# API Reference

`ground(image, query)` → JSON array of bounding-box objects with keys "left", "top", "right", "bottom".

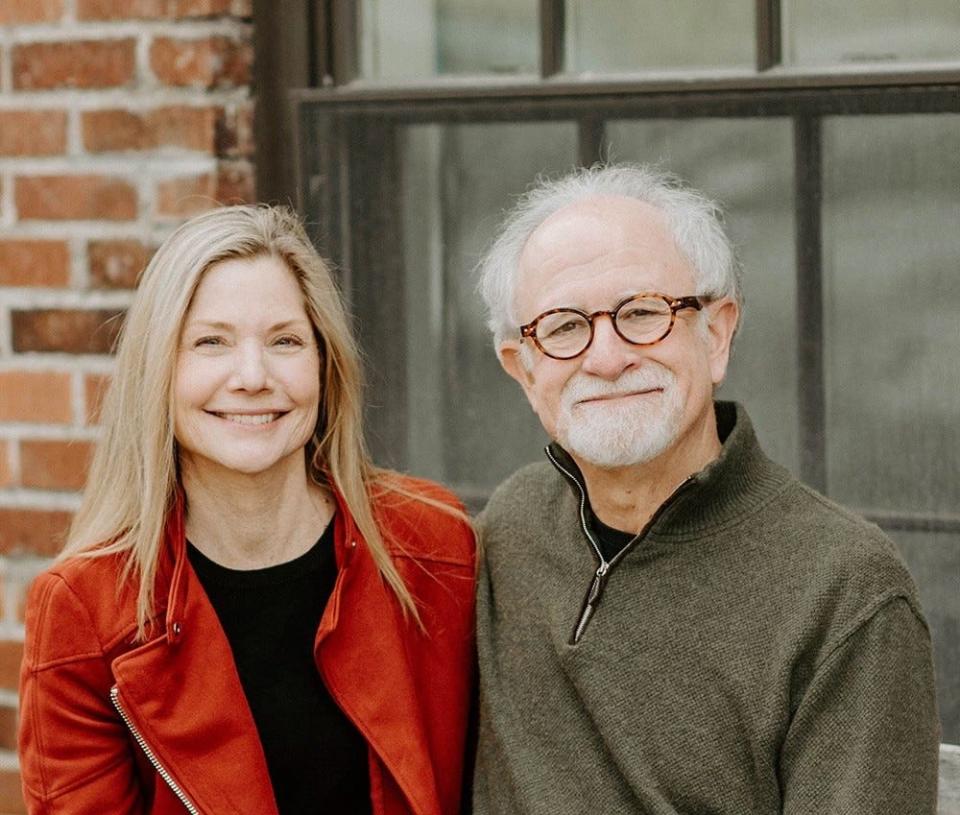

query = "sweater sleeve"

[
  {"left": 779, "top": 595, "right": 940, "bottom": 815},
  {"left": 18, "top": 571, "right": 146, "bottom": 815}
]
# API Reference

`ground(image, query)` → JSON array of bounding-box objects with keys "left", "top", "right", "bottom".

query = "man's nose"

[
  {"left": 578, "top": 316, "right": 635, "bottom": 380},
  {"left": 231, "top": 340, "right": 269, "bottom": 391}
]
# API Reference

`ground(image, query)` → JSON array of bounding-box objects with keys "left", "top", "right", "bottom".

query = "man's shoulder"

[
  {"left": 481, "top": 461, "right": 564, "bottom": 522},
  {"left": 769, "top": 479, "right": 922, "bottom": 611}
]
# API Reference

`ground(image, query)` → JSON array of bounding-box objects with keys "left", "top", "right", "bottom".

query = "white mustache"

[{"left": 562, "top": 367, "right": 675, "bottom": 407}]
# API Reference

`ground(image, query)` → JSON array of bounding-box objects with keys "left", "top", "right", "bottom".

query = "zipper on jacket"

[
  {"left": 545, "top": 446, "right": 694, "bottom": 644},
  {"left": 110, "top": 686, "right": 201, "bottom": 815}
]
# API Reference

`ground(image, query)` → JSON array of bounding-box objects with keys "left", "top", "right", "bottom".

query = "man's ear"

[
  {"left": 705, "top": 298, "right": 739, "bottom": 386},
  {"left": 498, "top": 339, "right": 535, "bottom": 392}
]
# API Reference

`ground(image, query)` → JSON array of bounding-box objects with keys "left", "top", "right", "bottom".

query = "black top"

[
  {"left": 587, "top": 508, "right": 637, "bottom": 563},
  {"left": 187, "top": 518, "right": 372, "bottom": 815}
]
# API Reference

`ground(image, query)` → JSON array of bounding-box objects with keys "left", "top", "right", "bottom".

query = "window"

[{"left": 292, "top": 0, "right": 960, "bottom": 742}]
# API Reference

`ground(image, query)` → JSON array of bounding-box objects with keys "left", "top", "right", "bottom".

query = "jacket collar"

[
  {"left": 546, "top": 401, "right": 792, "bottom": 539},
  {"left": 315, "top": 485, "right": 443, "bottom": 815},
  {"left": 111, "top": 491, "right": 278, "bottom": 815}
]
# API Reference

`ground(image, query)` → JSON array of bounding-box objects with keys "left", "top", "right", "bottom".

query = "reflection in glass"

[
  {"left": 891, "top": 530, "right": 960, "bottom": 743},
  {"left": 399, "top": 122, "right": 578, "bottom": 499},
  {"left": 822, "top": 115, "right": 960, "bottom": 515},
  {"left": 564, "top": 0, "right": 754, "bottom": 74},
  {"left": 783, "top": 0, "right": 960, "bottom": 67},
  {"left": 360, "top": 0, "right": 538, "bottom": 79},
  {"left": 606, "top": 118, "right": 798, "bottom": 473}
]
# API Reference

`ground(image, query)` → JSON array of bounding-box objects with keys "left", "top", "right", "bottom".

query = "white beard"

[{"left": 555, "top": 365, "right": 683, "bottom": 469}]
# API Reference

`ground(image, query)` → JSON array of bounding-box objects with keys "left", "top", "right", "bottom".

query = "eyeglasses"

[{"left": 519, "top": 292, "right": 706, "bottom": 360}]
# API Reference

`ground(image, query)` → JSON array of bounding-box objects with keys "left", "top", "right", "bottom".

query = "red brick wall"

[{"left": 0, "top": 1, "right": 255, "bottom": 808}]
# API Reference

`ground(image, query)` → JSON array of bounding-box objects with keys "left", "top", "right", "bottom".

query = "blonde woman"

[{"left": 18, "top": 206, "right": 476, "bottom": 815}]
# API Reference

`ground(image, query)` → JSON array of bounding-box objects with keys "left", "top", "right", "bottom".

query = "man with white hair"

[{"left": 472, "top": 164, "right": 939, "bottom": 813}]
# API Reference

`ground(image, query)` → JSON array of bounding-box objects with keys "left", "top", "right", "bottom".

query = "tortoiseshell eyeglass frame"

[{"left": 519, "top": 292, "right": 707, "bottom": 360}]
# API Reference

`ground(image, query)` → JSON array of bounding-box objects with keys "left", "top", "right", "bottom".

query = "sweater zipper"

[
  {"left": 545, "top": 446, "right": 694, "bottom": 644},
  {"left": 110, "top": 686, "right": 201, "bottom": 815}
]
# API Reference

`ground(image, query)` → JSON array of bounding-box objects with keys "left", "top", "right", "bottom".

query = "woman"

[{"left": 18, "top": 206, "right": 476, "bottom": 815}]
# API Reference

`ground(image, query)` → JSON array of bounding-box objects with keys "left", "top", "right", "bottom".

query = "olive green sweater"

[{"left": 474, "top": 402, "right": 939, "bottom": 814}]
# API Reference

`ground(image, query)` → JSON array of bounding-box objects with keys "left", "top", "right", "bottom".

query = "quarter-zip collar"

[
  {"left": 546, "top": 402, "right": 792, "bottom": 643},
  {"left": 546, "top": 401, "right": 791, "bottom": 544}
]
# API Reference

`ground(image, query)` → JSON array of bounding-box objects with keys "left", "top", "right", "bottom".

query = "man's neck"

[{"left": 573, "top": 412, "right": 723, "bottom": 534}]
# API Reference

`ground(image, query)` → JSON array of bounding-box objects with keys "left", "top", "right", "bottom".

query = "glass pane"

[
  {"left": 890, "top": 530, "right": 960, "bottom": 743},
  {"left": 398, "top": 122, "right": 579, "bottom": 500},
  {"left": 822, "top": 114, "right": 960, "bottom": 515},
  {"left": 359, "top": 0, "right": 538, "bottom": 79},
  {"left": 565, "top": 0, "right": 755, "bottom": 73},
  {"left": 784, "top": 0, "right": 960, "bottom": 67},
  {"left": 606, "top": 118, "right": 798, "bottom": 474}
]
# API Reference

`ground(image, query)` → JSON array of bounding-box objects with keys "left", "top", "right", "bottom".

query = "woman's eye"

[
  {"left": 273, "top": 335, "right": 305, "bottom": 347},
  {"left": 194, "top": 336, "right": 224, "bottom": 347}
]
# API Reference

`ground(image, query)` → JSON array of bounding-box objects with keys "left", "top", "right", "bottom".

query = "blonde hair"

[{"left": 63, "top": 205, "right": 430, "bottom": 636}]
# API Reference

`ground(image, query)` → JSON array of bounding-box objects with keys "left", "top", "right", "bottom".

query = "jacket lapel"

[
  {"left": 316, "top": 489, "right": 442, "bottom": 815},
  {"left": 111, "top": 499, "right": 278, "bottom": 815}
]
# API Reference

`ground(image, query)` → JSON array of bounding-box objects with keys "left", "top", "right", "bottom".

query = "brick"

[
  {"left": 0, "top": 371, "right": 72, "bottom": 424},
  {"left": 0, "top": 765, "right": 26, "bottom": 814},
  {"left": 12, "top": 309, "right": 125, "bottom": 354},
  {"left": 0, "top": 641, "right": 24, "bottom": 691},
  {"left": 156, "top": 161, "right": 254, "bottom": 217},
  {"left": 78, "top": 0, "right": 251, "bottom": 19},
  {"left": 0, "top": 241, "right": 70, "bottom": 287},
  {"left": 0, "top": 441, "right": 11, "bottom": 488},
  {"left": 16, "top": 175, "right": 137, "bottom": 221},
  {"left": 88, "top": 240, "right": 150, "bottom": 288},
  {"left": 83, "top": 373, "right": 111, "bottom": 425},
  {"left": 0, "top": 706, "right": 15, "bottom": 752},
  {"left": 20, "top": 439, "right": 94, "bottom": 492},
  {"left": 0, "top": 110, "right": 68, "bottom": 157},
  {"left": 150, "top": 36, "right": 252, "bottom": 89},
  {"left": 0, "top": 508, "right": 72, "bottom": 557},
  {"left": 13, "top": 39, "right": 136, "bottom": 91},
  {"left": 216, "top": 101, "right": 254, "bottom": 158},
  {"left": 0, "top": 0, "right": 63, "bottom": 24},
  {"left": 82, "top": 105, "right": 219, "bottom": 153}
]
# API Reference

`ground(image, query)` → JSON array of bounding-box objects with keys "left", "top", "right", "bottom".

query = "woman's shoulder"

[
  {"left": 369, "top": 473, "right": 475, "bottom": 567},
  {"left": 23, "top": 553, "right": 140, "bottom": 663}
]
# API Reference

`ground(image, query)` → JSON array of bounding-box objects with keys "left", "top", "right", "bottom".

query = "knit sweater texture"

[{"left": 473, "top": 402, "right": 940, "bottom": 814}]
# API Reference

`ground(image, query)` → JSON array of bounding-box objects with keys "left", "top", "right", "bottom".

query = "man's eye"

[{"left": 546, "top": 319, "right": 583, "bottom": 337}]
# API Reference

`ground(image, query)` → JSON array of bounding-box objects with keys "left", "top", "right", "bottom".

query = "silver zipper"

[
  {"left": 546, "top": 446, "right": 695, "bottom": 644},
  {"left": 110, "top": 685, "right": 201, "bottom": 815}
]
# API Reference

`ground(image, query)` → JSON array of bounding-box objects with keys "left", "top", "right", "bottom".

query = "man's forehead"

[{"left": 515, "top": 195, "right": 691, "bottom": 308}]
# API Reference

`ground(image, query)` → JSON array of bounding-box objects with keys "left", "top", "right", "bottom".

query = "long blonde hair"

[{"left": 63, "top": 205, "right": 425, "bottom": 636}]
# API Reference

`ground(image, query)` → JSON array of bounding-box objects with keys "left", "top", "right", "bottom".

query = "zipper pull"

[{"left": 571, "top": 562, "right": 610, "bottom": 645}]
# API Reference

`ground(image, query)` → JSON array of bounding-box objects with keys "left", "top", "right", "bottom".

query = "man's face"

[{"left": 498, "top": 195, "right": 738, "bottom": 471}]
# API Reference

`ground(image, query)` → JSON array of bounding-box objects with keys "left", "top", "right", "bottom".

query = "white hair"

[{"left": 477, "top": 163, "right": 743, "bottom": 346}]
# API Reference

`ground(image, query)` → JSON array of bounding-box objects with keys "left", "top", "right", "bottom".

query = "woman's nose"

[{"left": 230, "top": 340, "right": 269, "bottom": 391}]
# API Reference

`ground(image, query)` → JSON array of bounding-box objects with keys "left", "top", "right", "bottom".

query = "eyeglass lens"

[{"left": 535, "top": 296, "right": 673, "bottom": 357}]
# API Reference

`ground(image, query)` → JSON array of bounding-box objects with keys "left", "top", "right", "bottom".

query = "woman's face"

[{"left": 173, "top": 255, "right": 321, "bottom": 481}]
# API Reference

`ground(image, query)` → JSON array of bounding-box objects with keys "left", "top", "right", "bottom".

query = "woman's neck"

[{"left": 180, "top": 458, "right": 334, "bottom": 569}]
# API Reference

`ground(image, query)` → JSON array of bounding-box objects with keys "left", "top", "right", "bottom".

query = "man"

[{"left": 473, "top": 164, "right": 939, "bottom": 813}]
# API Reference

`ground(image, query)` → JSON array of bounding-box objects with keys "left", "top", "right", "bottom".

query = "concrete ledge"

[{"left": 942, "top": 744, "right": 960, "bottom": 814}]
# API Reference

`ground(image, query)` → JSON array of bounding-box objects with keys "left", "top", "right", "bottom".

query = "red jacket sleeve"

[{"left": 19, "top": 570, "right": 146, "bottom": 815}]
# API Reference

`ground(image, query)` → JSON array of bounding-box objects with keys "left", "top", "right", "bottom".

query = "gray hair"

[{"left": 477, "top": 163, "right": 743, "bottom": 345}]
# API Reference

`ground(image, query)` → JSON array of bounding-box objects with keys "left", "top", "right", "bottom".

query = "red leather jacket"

[{"left": 18, "top": 479, "right": 476, "bottom": 815}]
